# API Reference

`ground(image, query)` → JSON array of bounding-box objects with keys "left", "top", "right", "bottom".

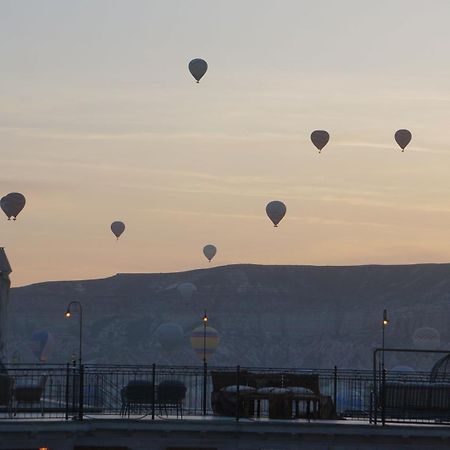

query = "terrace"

[
  {"left": 0, "top": 350, "right": 449, "bottom": 425},
  {"left": 0, "top": 354, "right": 449, "bottom": 449}
]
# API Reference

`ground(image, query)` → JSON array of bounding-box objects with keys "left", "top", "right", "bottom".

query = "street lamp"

[
  {"left": 203, "top": 310, "right": 208, "bottom": 364},
  {"left": 202, "top": 310, "right": 208, "bottom": 415},
  {"left": 65, "top": 301, "right": 83, "bottom": 366},
  {"left": 382, "top": 309, "right": 389, "bottom": 371}
]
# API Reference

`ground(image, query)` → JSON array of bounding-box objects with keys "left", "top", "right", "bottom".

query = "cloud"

[
  {"left": 136, "top": 207, "right": 394, "bottom": 230},
  {"left": 0, "top": 125, "right": 311, "bottom": 143}
]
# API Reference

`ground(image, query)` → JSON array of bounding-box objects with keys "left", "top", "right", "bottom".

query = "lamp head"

[
  {"left": 383, "top": 309, "right": 389, "bottom": 326},
  {"left": 65, "top": 310, "right": 71, "bottom": 318}
]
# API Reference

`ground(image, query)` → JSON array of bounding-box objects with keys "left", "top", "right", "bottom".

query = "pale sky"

[{"left": 2, "top": 0, "right": 450, "bottom": 286}]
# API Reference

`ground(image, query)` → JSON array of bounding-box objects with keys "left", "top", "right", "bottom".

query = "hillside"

[{"left": 7, "top": 264, "right": 450, "bottom": 370}]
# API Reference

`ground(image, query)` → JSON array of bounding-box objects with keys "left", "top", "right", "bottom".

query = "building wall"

[
  {"left": 0, "top": 420, "right": 450, "bottom": 450},
  {"left": 0, "top": 273, "right": 10, "bottom": 365}
]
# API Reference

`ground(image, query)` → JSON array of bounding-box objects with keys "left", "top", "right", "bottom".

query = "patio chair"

[
  {"left": 157, "top": 379, "right": 187, "bottom": 418},
  {"left": 120, "top": 379, "right": 154, "bottom": 417},
  {"left": 250, "top": 373, "right": 293, "bottom": 419},
  {"left": 0, "top": 373, "right": 14, "bottom": 417},
  {"left": 210, "top": 370, "right": 256, "bottom": 417},
  {"left": 283, "top": 373, "right": 321, "bottom": 421},
  {"left": 13, "top": 374, "right": 47, "bottom": 416}
]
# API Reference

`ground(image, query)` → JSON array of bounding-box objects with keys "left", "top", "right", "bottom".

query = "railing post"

[
  {"left": 381, "top": 367, "right": 386, "bottom": 426},
  {"left": 65, "top": 363, "right": 70, "bottom": 420},
  {"left": 373, "top": 349, "right": 378, "bottom": 425},
  {"left": 333, "top": 365, "right": 337, "bottom": 416},
  {"left": 235, "top": 365, "right": 240, "bottom": 422},
  {"left": 203, "top": 360, "right": 208, "bottom": 416},
  {"left": 151, "top": 363, "right": 156, "bottom": 420},
  {"left": 78, "top": 364, "right": 84, "bottom": 421},
  {"left": 72, "top": 360, "right": 76, "bottom": 416}
]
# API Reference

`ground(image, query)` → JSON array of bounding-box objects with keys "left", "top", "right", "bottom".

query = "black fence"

[
  {"left": 0, "top": 362, "right": 448, "bottom": 425},
  {"left": 373, "top": 348, "right": 450, "bottom": 425}
]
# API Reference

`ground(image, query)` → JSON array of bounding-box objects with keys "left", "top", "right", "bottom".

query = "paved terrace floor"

[{"left": 1, "top": 416, "right": 450, "bottom": 449}]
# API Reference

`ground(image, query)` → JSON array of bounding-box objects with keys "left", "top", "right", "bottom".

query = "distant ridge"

[{"left": 8, "top": 263, "right": 450, "bottom": 369}]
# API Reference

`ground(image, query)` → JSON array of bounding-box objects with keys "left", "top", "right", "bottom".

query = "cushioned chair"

[
  {"left": 210, "top": 370, "right": 256, "bottom": 417},
  {"left": 252, "top": 386, "right": 294, "bottom": 419},
  {"left": 13, "top": 375, "right": 47, "bottom": 416},
  {"left": 0, "top": 373, "right": 14, "bottom": 417},
  {"left": 430, "top": 383, "right": 450, "bottom": 410},
  {"left": 120, "top": 380, "right": 154, "bottom": 417},
  {"left": 157, "top": 379, "right": 187, "bottom": 418},
  {"left": 251, "top": 374, "right": 284, "bottom": 418},
  {"left": 382, "top": 381, "right": 450, "bottom": 420},
  {"left": 283, "top": 373, "right": 321, "bottom": 421}
]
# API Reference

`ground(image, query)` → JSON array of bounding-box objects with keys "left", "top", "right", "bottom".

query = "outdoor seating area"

[
  {"left": 120, "top": 378, "right": 187, "bottom": 418},
  {"left": 0, "top": 372, "right": 48, "bottom": 417},
  {"left": 370, "top": 349, "right": 450, "bottom": 425},
  {"left": 12, "top": 374, "right": 47, "bottom": 416},
  {"left": 0, "top": 374, "right": 13, "bottom": 416},
  {"left": 380, "top": 381, "right": 450, "bottom": 421},
  {"left": 0, "top": 362, "right": 447, "bottom": 426},
  {"left": 157, "top": 379, "right": 187, "bottom": 418},
  {"left": 210, "top": 370, "right": 327, "bottom": 420},
  {"left": 120, "top": 379, "right": 154, "bottom": 417}
]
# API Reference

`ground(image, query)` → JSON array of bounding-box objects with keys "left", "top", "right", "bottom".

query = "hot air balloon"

[
  {"left": 111, "top": 221, "right": 125, "bottom": 240},
  {"left": 189, "top": 58, "right": 208, "bottom": 83},
  {"left": 177, "top": 282, "right": 197, "bottom": 301},
  {"left": 155, "top": 323, "right": 184, "bottom": 352},
  {"left": 203, "top": 244, "right": 217, "bottom": 262},
  {"left": 310, "top": 130, "right": 330, "bottom": 153},
  {"left": 412, "top": 327, "right": 440, "bottom": 350},
  {"left": 190, "top": 326, "right": 219, "bottom": 362},
  {"left": 0, "top": 197, "right": 12, "bottom": 220},
  {"left": 1, "top": 192, "right": 26, "bottom": 220},
  {"left": 394, "top": 129, "right": 412, "bottom": 152},
  {"left": 31, "top": 330, "right": 55, "bottom": 362},
  {"left": 266, "top": 201, "right": 286, "bottom": 227}
]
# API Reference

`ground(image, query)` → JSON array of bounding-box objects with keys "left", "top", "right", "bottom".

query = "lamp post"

[
  {"left": 202, "top": 310, "right": 208, "bottom": 416},
  {"left": 381, "top": 309, "right": 389, "bottom": 372},
  {"left": 203, "top": 310, "right": 208, "bottom": 363},
  {"left": 380, "top": 309, "right": 389, "bottom": 426},
  {"left": 65, "top": 301, "right": 83, "bottom": 366},
  {"left": 65, "top": 301, "right": 84, "bottom": 421}
]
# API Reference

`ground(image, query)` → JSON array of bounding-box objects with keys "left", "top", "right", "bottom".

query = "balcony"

[{"left": 0, "top": 363, "right": 448, "bottom": 425}]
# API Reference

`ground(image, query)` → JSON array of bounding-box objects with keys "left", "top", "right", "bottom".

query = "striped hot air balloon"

[{"left": 190, "top": 326, "right": 219, "bottom": 362}]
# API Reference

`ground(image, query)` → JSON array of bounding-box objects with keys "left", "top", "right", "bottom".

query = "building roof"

[{"left": 0, "top": 248, "right": 12, "bottom": 274}]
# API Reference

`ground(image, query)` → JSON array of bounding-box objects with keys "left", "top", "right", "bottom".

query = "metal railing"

[
  {"left": 0, "top": 362, "right": 447, "bottom": 424},
  {"left": 373, "top": 348, "right": 450, "bottom": 425}
]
